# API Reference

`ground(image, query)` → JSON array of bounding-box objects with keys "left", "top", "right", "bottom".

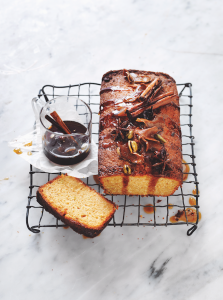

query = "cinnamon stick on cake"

[{"left": 98, "top": 69, "right": 183, "bottom": 196}]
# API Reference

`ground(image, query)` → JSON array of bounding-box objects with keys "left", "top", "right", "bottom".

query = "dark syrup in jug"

[{"left": 43, "top": 121, "right": 90, "bottom": 165}]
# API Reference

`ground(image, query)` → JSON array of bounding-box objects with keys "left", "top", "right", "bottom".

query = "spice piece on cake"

[
  {"left": 123, "top": 164, "right": 131, "bottom": 175},
  {"left": 128, "top": 141, "right": 138, "bottom": 153},
  {"left": 127, "top": 130, "right": 134, "bottom": 139}
]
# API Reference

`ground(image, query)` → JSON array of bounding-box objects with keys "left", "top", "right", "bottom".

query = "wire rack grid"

[{"left": 26, "top": 82, "right": 199, "bottom": 236}]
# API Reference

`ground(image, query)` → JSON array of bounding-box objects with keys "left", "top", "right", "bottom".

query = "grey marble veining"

[{"left": 1, "top": 0, "right": 223, "bottom": 299}]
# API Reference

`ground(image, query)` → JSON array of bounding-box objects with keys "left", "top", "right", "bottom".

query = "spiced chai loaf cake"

[
  {"left": 37, "top": 174, "right": 117, "bottom": 237},
  {"left": 98, "top": 69, "right": 183, "bottom": 196}
]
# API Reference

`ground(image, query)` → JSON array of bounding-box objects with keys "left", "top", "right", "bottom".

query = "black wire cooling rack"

[{"left": 26, "top": 82, "right": 199, "bottom": 236}]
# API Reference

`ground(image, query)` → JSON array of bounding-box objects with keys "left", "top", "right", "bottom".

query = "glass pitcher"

[{"left": 32, "top": 96, "right": 92, "bottom": 165}]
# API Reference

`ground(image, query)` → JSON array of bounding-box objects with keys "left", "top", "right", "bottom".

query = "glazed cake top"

[{"left": 98, "top": 69, "right": 183, "bottom": 182}]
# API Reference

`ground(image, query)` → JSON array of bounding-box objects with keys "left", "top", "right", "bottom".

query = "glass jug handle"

[{"left": 31, "top": 97, "right": 46, "bottom": 126}]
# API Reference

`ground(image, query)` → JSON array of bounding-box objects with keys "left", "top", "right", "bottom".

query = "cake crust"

[{"left": 99, "top": 69, "right": 183, "bottom": 196}]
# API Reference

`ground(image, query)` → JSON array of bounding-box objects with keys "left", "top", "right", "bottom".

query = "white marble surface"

[{"left": 1, "top": 0, "right": 223, "bottom": 299}]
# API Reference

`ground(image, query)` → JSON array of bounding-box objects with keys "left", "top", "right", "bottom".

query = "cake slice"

[{"left": 37, "top": 174, "right": 117, "bottom": 237}]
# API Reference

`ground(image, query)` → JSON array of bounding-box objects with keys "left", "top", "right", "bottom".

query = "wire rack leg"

[
  {"left": 187, "top": 225, "right": 197, "bottom": 236},
  {"left": 26, "top": 165, "right": 40, "bottom": 233}
]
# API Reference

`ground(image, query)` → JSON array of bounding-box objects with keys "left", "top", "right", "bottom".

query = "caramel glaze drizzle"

[
  {"left": 148, "top": 177, "right": 159, "bottom": 195},
  {"left": 122, "top": 176, "right": 129, "bottom": 194},
  {"left": 170, "top": 208, "right": 201, "bottom": 224},
  {"left": 189, "top": 197, "right": 196, "bottom": 206},
  {"left": 13, "top": 148, "right": 23, "bottom": 155},
  {"left": 143, "top": 204, "right": 155, "bottom": 214},
  {"left": 100, "top": 86, "right": 134, "bottom": 95}
]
